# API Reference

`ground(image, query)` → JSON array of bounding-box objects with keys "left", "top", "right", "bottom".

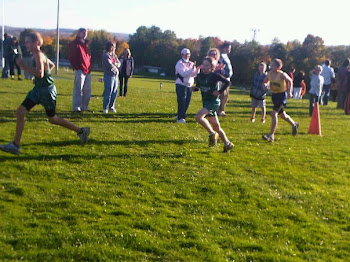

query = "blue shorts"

[
  {"left": 22, "top": 85, "right": 57, "bottom": 117},
  {"left": 271, "top": 92, "right": 287, "bottom": 114}
]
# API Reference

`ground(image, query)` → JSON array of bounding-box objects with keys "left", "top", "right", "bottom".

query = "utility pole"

[
  {"left": 2, "top": 0, "right": 5, "bottom": 68},
  {"left": 55, "top": 0, "right": 60, "bottom": 74},
  {"left": 251, "top": 28, "right": 260, "bottom": 42}
]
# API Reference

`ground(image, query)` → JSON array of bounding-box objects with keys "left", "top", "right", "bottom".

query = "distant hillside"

[{"left": 1, "top": 25, "right": 129, "bottom": 41}]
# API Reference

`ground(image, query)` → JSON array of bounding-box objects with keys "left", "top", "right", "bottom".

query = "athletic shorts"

[
  {"left": 22, "top": 85, "right": 57, "bottom": 117},
  {"left": 203, "top": 101, "right": 220, "bottom": 117},
  {"left": 271, "top": 92, "right": 287, "bottom": 114},
  {"left": 251, "top": 97, "right": 266, "bottom": 108}
]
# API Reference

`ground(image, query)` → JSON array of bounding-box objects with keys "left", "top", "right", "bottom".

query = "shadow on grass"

[
  {"left": 0, "top": 140, "right": 192, "bottom": 161},
  {"left": 0, "top": 90, "right": 29, "bottom": 95},
  {"left": 0, "top": 110, "right": 183, "bottom": 123},
  {"left": 24, "top": 138, "right": 199, "bottom": 147}
]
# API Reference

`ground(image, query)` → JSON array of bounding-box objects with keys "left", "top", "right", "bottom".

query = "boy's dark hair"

[
  {"left": 221, "top": 42, "right": 231, "bottom": 49},
  {"left": 25, "top": 32, "right": 43, "bottom": 47},
  {"left": 325, "top": 59, "right": 331, "bottom": 66},
  {"left": 104, "top": 41, "right": 115, "bottom": 52}
]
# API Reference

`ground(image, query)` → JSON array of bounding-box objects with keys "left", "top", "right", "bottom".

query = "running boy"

[
  {"left": 0, "top": 32, "right": 90, "bottom": 155},
  {"left": 191, "top": 56, "right": 234, "bottom": 152},
  {"left": 262, "top": 58, "right": 299, "bottom": 142}
]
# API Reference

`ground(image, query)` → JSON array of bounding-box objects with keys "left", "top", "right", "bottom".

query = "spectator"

[
  {"left": 330, "top": 67, "right": 338, "bottom": 102},
  {"left": 336, "top": 59, "right": 350, "bottom": 109},
  {"left": 102, "top": 41, "right": 120, "bottom": 114},
  {"left": 320, "top": 60, "right": 335, "bottom": 105},
  {"left": 287, "top": 67, "right": 295, "bottom": 82},
  {"left": 7, "top": 37, "right": 22, "bottom": 80},
  {"left": 250, "top": 62, "right": 268, "bottom": 123},
  {"left": 69, "top": 28, "right": 92, "bottom": 113},
  {"left": 174, "top": 48, "right": 198, "bottom": 123},
  {"left": 293, "top": 71, "right": 305, "bottom": 99},
  {"left": 309, "top": 65, "right": 324, "bottom": 116},
  {"left": 118, "top": 48, "right": 134, "bottom": 97},
  {"left": 20, "top": 34, "right": 34, "bottom": 80},
  {"left": 218, "top": 42, "right": 233, "bottom": 116}
]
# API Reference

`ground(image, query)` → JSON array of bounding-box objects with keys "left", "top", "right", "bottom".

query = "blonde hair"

[
  {"left": 207, "top": 48, "right": 220, "bottom": 60},
  {"left": 314, "top": 65, "right": 323, "bottom": 72},
  {"left": 124, "top": 48, "right": 131, "bottom": 58}
]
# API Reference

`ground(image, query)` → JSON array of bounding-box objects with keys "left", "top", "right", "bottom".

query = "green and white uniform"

[
  {"left": 196, "top": 72, "right": 230, "bottom": 116},
  {"left": 22, "top": 55, "right": 57, "bottom": 116}
]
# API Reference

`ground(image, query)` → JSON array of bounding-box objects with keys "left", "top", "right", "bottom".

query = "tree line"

[{"left": 16, "top": 26, "right": 350, "bottom": 85}]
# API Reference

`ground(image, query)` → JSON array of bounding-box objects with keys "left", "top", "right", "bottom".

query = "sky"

[{"left": 1, "top": 0, "right": 349, "bottom": 46}]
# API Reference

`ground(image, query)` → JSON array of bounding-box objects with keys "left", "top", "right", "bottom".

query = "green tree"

[
  {"left": 88, "top": 30, "right": 113, "bottom": 68},
  {"left": 129, "top": 26, "right": 179, "bottom": 75}
]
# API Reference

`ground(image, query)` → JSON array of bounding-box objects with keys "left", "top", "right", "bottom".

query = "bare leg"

[
  {"left": 269, "top": 110, "right": 278, "bottom": 138},
  {"left": 219, "top": 89, "right": 229, "bottom": 113},
  {"left": 279, "top": 111, "right": 295, "bottom": 126},
  {"left": 261, "top": 106, "right": 266, "bottom": 121},
  {"left": 48, "top": 115, "right": 81, "bottom": 133},
  {"left": 251, "top": 107, "right": 256, "bottom": 120},
  {"left": 14, "top": 105, "right": 28, "bottom": 146},
  {"left": 195, "top": 108, "right": 215, "bottom": 134},
  {"left": 207, "top": 116, "right": 229, "bottom": 144}
]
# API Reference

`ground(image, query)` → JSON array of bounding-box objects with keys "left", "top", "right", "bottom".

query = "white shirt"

[
  {"left": 321, "top": 65, "right": 335, "bottom": 85},
  {"left": 310, "top": 74, "right": 324, "bottom": 96}
]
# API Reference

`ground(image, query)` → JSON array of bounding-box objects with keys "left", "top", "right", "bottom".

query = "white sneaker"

[
  {"left": 110, "top": 108, "right": 117, "bottom": 113},
  {"left": 77, "top": 127, "right": 90, "bottom": 145},
  {"left": 103, "top": 109, "right": 108, "bottom": 114},
  {"left": 176, "top": 118, "right": 186, "bottom": 123}
]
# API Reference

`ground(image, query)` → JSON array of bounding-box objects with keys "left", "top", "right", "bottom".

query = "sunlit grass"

[{"left": 0, "top": 69, "right": 349, "bottom": 261}]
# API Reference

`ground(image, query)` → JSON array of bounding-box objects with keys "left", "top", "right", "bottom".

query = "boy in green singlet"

[{"left": 0, "top": 32, "right": 90, "bottom": 155}]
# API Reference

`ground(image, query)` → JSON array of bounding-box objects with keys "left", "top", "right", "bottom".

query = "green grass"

[{"left": 0, "top": 70, "right": 349, "bottom": 261}]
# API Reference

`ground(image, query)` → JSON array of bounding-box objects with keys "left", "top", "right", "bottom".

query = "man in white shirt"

[{"left": 321, "top": 60, "right": 335, "bottom": 106}]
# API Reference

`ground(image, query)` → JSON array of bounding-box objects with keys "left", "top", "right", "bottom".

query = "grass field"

[{"left": 0, "top": 70, "right": 349, "bottom": 261}]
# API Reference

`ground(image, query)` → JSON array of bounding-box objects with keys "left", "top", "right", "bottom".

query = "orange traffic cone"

[{"left": 308, "top": 102, "right": 321, "bottom": 135}]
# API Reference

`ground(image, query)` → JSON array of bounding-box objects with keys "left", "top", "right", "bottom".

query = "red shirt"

[{"left": 69, "top": 38, "right": 91, "bottom": 74}]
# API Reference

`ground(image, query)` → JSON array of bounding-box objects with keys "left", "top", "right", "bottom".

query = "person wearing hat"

[
  {"left": 69, "top": 28, "right": 92, "bottom": 113},
  {"left": 175, "top": 48, "right": 198, "bottom": 123}
]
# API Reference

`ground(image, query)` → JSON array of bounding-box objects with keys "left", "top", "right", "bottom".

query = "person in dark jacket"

[
  {"left": 118, "top": 48, "right": 134, "bottom": 97},
  {"left": 7, "top": 37, "right": 22, "bottom": 80}
]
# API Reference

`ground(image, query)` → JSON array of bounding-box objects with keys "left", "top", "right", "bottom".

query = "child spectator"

[
  {"left": 309, "top": 65, "right": 324, "bottom": 116},
  {"left": 250, "top": 62, "right": 268, "bottom": 123},
  {"left": 293, "top": 71, "right": 305, "bottom": 99}
]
